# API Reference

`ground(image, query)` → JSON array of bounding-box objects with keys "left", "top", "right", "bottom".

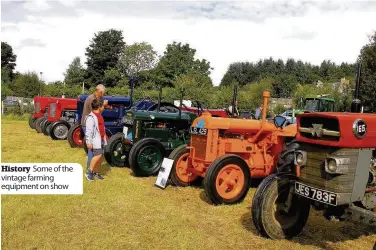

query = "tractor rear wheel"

[
  {"left": 251, "top": 173, "right": 310, "bottom": 239},
  {"left": 35, "top": 117, "right": 46, "bottom": 133},
  {"left": 29, "top": 115, "right": 37, "bottom": 129},
  {"left": 41, "top": 119, "right": 50, "bottom": 135},
  {"left": 169, "top": 144, "right": 200, "bottom": 186},
  {"left": 67, "top": 124, "right": 83, "bottom": 148},
  {"left": 104, "top": 132, "right": 130, "bottom": 167},
  {"left": 204, "top": 155, "right": 250, "bottom": 205},
  {"left": 129, "top": 138, "right": 166, "bottom": 177},
  {"left": 50, "top": 121, "right": 70, "bottom": 140}
]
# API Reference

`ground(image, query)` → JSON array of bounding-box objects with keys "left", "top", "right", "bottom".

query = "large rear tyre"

[
  {"left": 104, "top": 133, "right": 130, "bottom": 167},
  {"left": 129, "top": 138, "right": 166, "bottom": 177},
  {"left": 41, "top": 119, "right": 50, "bottom": 136},
  {"left": 252, "top": 173, "right": 310, "bottom": 239},
  {"left": 35, "top": 117, "right": 46, "bottom": 133},
  {"left": 169, "top": 144, "right": 200, "bottom": 186},
  {"left": 204, "top": 155, "right": 250, "bottom": 205},
  {"left": 67, "top": 124, "right": 83, "bottom": 148},
  {"left": 50, "top": 121, "right": 70, "bottom": 140},
  {"left": 29, "top": 115, "right": 37, "bottom": 129}
]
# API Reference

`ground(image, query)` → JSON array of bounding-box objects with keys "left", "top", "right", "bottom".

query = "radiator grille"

[
  {"left": 299, "top": 116, "right": 340, "bottom": 141},
  {"left": 50, "top": 103, "right": 56, "bottom": 117},
  {"left": 300, "top": 148, "right": 358, "bottom": 193},
  {"left": 34, "top": 102, "right": 40, "bottom": 114},
  {"left": 191, "top": 135, "right": 207, "bottom": 160}
]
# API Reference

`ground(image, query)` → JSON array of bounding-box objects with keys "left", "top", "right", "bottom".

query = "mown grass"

[{"left": 1, "top": 119, "right": 376, "bottom": 250}]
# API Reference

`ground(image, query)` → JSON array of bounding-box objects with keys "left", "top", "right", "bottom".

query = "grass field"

[{"left": 1, "top": 119, "right": 376, "bottom": 250}]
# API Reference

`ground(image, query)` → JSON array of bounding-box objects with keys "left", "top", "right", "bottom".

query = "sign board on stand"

[{"left": 154, "top": 158, "right": 174, "bottom": 189}]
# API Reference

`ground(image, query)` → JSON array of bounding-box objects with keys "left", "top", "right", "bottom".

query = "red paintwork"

[
  {"left": 181, "top": 106, "right": 228, "bottom": 118},
  {"left": 47, "top": 98, "right": 78, "bottom": 122},
  {"left": 33, "top": 96, "right": 60, "bottom": 118},
  {"left": 297, "top": 112, "right": 376, "bottom": 148}
]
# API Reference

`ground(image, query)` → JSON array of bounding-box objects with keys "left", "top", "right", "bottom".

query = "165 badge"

[{"left": 190, "top": 126, "right": 208, "bottom": 135}]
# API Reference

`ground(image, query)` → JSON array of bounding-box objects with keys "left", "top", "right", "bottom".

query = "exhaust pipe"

[
  {"left": 351, "top": 62, "right": 362, "bottom": 113},
  {"left": 261, "top": 91, "right": 270, "bottom": 123},
  {"left": 157, "top": 87, "right": 162, "bottom": 113}
]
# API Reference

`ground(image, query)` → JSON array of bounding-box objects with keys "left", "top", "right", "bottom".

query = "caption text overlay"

[{"left": 0, "top": 163, "right": 83, "bottom": 194}]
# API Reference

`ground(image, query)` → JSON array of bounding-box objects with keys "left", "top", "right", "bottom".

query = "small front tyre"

[
  {"left": 29, "top": 115, "right": 37, "bottom": 129},
  {"left": 67, "top": 124, "right": 83, "bottom": 148},
  {"left": 104, "top": 132, "right": 130, "bottom": 167},
  {"left": 169, "top": 144, "right": 200, "bottom": 186},
  {"left": 204, "top": 154, "right": 250, "bottom": 205},
  {"left": 251, "top": 173, "right": 310, "bottom": 239},
  {"left": 35, "top": 117, "right": 46, "bottom": 133},
  {"left": 50, "top": 121, "right": 70, "bottom": 140},
  {"left": 129, "top": 138, "right": 166, "bottom": 177}
]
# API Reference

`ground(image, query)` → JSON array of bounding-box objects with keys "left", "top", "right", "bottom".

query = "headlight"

[
  {"left": 296, "top": 153, "right": 304, "bottom": 165},
  {"left": 294, "top": 150, "right": 307, "bottom": 166},
  {"left": 327, "top": 159, "right": 337, "bottom": 172}
]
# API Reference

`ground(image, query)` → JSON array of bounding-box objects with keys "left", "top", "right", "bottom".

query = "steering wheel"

[{"left": 147, "top": 102, "right": 180, "bottom": 113}]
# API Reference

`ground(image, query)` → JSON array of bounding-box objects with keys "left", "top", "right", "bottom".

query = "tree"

[
  {"left": 174, "top": 72, "right": 212, "bottom": 100},
  {"left": 103, "top": 68, "right": 123, "bottom": 87},
  {"left": 154, "top": 42, "right": 212, "bottom": 87},
  {"left": 11, "top": 72, "right": 44, "bottom": 98},
  {"left": 271, "top": 74, "right": 298, "bottom": 98},
  {"left": 84, "top": 29, "right": 125, "bottom": 86},
  {"left": 64, "top": 57, "right": 85, "bottom": 87},
  {"left": 359, "top": 31, "right": 376, "bottom": 112},
  {"left": 118, "top": 42, "right": 158, "bottom": 77},
  {"left": 1, "top": 42, "right": 17, "bottom": 79}
]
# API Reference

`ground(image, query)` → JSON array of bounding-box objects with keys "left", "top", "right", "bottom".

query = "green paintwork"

[
  {"left": 126, "top": 110, "right": 195, "bottom": 122},
  {"left": 137, "top": 145, "right": 163, "bottom": 173}
]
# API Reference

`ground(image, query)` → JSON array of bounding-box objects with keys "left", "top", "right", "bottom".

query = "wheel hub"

[{"left": 215, "top": 164, "right": 245, "bottom": 200}]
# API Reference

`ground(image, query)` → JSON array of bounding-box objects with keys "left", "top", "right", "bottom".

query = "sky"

[{"left": 1, "top": 0, "right": 376, "bottom": 86}]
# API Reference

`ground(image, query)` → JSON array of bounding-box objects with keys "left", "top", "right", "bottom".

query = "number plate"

[
  {"left": 123, "top": 127, "right": 128, "bottom": 138},
  {"left": 190, "top": 126, "right": 208, "bottom": 135},
  {"left": 295, "top": 182, "right": 337, "bottom": 206}
]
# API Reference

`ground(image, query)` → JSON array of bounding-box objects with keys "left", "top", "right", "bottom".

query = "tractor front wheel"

[
  {"left": 67, "top": 124, "right": 83, "bottom": 148},
  {"left": 29, "top": 115, "right": 37, "bottom": 129},
  {"left": 35, "top": 117, "right": 46, "bottom": 133},
  {"left": 41, "top": 119, "right": 50, "bottom": 136},
  {"left": 204, "top": 155, "right": 250, "bottom": 205},
  {"left": 50, "top": 121, "right": 70, "bottom": 140},
  {"left": 169, "top": 145, "right": 200, "bottom": 186},
  {"left": 104, "top": 132, "right": 130, "bottom": 167},
  {"left": 251, "top": 173, "right": 310, "bottom": 239},
  {"left": 129, "top": 138, "right": 166, "bottom": 177}
]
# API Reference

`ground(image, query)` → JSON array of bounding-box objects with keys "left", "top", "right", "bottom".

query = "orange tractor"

[{"left": 168, "top": 91, "right": 297, "bottom": 205}]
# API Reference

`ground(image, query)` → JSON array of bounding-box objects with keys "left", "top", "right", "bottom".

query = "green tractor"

[
  {"left": 104, "top": 88, "right": 199, "bottom": 177},
  {"left": 298, "top": 94, "right": 335, "bottom": 113},
  {"left": 282, "top": 95, "right": 335, "bottom": 120}
]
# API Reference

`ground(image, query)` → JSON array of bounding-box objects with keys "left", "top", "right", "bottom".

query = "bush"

[{"left": 273, "top": 104, "right": 286, "bottom": 115}]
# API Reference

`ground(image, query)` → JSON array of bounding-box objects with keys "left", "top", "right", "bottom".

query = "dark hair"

[{"left": 91, "top": 98, "right": 104, "bottom": 110}]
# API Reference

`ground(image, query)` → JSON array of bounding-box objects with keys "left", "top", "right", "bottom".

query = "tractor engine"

[{"left": 368, "top": 153, "right": 376, "bottom": 188}]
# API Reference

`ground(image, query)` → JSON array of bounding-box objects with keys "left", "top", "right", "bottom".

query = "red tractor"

[
  {"left": 38, "top": 98, "right": 78, "bottom": 140},
  {"left": 252, "top": 63, "right": 376, "bottom": 239},
  {"left": 30, "top": 96, "right": 59, "bottom": 130},
  {"left": 181, "top": 102, "right": 229, "bottom": 118}
]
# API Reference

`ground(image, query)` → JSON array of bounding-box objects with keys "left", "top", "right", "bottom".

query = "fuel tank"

[{"left": 191, "top": 111, "right": 277, "bottom": 134}]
